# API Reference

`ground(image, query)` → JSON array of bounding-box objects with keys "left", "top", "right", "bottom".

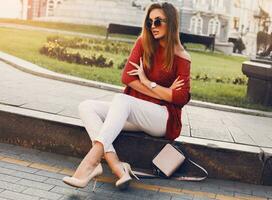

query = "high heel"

[
  {"left": 115, "top": 162, "right": 139, "bottom": 190},
  {"left": 62, "top": 163, "right": 103, "bottom": 191}
]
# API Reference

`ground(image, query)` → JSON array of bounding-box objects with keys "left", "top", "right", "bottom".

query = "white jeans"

[{"left": 78, "top": 93, "right": 168, "bottom": 153}]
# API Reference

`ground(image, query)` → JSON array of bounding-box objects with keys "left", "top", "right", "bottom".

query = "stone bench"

[
  {"left": 0, "top": 103, "right": 271, "bottom": 185},
  {"left": 242, "top": 59, "right": 272, "bottom": 106}
]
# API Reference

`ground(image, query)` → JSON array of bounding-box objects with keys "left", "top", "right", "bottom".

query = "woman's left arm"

[{"left": 128, "top": 58, "right": 191, "bottom": 105}]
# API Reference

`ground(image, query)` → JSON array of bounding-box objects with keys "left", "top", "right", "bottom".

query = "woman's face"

[{"left": 148, "top": 8, "right": 167, "bottom": 40}]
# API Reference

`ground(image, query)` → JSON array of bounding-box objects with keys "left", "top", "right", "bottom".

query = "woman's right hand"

[{"left": 170, "top": 76, "right": 184, "bottom": 91}]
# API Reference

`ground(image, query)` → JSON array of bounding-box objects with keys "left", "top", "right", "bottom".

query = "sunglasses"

[{"left": 146, "top": 17, "right": 167, "bottom": 29}]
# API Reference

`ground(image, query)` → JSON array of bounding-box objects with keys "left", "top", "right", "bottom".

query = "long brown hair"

[{"left": 141, "top": 2, "right": 182, "bottom": 70}]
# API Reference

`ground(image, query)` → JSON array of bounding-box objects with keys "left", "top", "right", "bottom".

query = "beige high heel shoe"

[
  {"left": 62, "top": 163, "right": 103, "bottom": 191},
  {"left": 115, "top": 162, "right": 139, "bottom": 190}
]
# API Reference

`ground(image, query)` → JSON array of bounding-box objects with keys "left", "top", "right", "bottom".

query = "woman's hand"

[
  {"left": 170, "top": 76, "right": 184, "bottom": 91},
  {"left": 127, "top": 58, "right": 148, "bottom": 84}
]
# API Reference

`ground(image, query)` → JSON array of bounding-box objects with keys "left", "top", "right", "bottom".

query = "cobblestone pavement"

[{"left": 0, "top": 142, "right": 272, "bottom": 200}]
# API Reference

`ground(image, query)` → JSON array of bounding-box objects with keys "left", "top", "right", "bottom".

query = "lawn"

[{"left": 0, "top": 25, "right": 270, "bottom": 111}]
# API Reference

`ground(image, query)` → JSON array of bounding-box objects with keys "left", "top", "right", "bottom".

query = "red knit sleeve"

[
  {"left": 172, "top": 58, "right": 191, "bottom": 106},
  {"left": 121, "top": 37, "right": 143, "bottom": 85}
]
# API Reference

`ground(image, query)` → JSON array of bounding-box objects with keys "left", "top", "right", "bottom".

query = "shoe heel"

[
  {"left": 129, "top": 170, "right": 139, "bottom": 180},
  {"left": 92, "top": 178, "right": 97, "bottom": 192},
  {"left": 125, "top": 163, "right": 139, "bottom": 180}
]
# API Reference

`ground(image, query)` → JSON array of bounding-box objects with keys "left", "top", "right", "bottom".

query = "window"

[
  {"left": 208, "top": 17, "right": 221, "bottom": 36},
  {"left": 47, "top": 0, "right": 55, "bottom": 16},
  {"left": 190, "top": 15, "right": 203, "bottom": 34},
  {"left": 211, "top": 0, "right": 224, "bottom": 8},
  {"left": 234, "top": 0, "right": 241, "bottom": 7},
  {"left": 233, "top": 17, "right": 239, "bottom": 30}
]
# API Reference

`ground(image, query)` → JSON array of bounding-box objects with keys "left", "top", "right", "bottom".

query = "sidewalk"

[
  {"left": 0, "top": 142, "right": 272, "bottom": 200},
  {"left": 1, "top": 58, "right": 272, "bottom": 148}
]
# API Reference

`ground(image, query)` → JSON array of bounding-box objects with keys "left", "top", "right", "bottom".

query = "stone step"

[{"left": 0, "top": 103, "right": 271, "bottom": 186}]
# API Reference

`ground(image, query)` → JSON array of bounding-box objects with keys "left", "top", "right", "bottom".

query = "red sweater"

[{"left": 121, "top": 37, "right": 191, "bottom": 140}]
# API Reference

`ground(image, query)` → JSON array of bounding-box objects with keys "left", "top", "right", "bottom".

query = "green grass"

[
  {"left": 0, "top": 18, "right": 138, "bottom": 40},
  {"left": 0, "top": 18, "right": 106, "bottom": 35},
  {"left": 0, "top": 26, "right": 271, "bottom": 111}
]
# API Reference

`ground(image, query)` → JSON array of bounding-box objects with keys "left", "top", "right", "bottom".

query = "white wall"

[{"left": 0, "top": 0, "right": 23, "bottom": 19}]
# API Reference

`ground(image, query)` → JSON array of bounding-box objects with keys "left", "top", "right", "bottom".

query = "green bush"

[
  {"left": 46, "top": 35, "right": 131, "bottom": 55},
  {"left": 40, "top": 41, "right": 113, "bottom": 68},
  {"left": 192, "top": 73, "right": 246, "bottom": 85},
  {"left": 40, "top": 36, "right": 117, "bottom": 67}
]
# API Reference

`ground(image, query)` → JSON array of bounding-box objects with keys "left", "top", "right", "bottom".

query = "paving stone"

[
  {"left": 29, "top": 163, "right": 61, "bottom": 173},
  {"left": 153, "top": 192, "right": 172, "bottom": 200},
  {"left": 0, "top": 180, "right": 27, "bottom": 192},
  {"left": 119, "top": 187, "right": 160, "bottom": 198},
  {"left": 215, "top": 189, "right": 234, "bottom": 197},
  {"left": 0, "top": 152, "right": 21, "bottom": 158},
  {"left": 252, "top": 190, "right": 271, "bottom": 198},
  {"left": 12, "top": 145, "right": 41, "bottom": 155},
  {"left": 0, "top": 166, "right": 17, "bottom": 175},
  {"left": 139, "top": 178, "right": 171, "bottom": 187},
  {"left": 36, "top": 170, "right": 66, "bottom": 180},
  {"left": 1, "top": 165, "right": 47, "bottom": 182},
  {"left": 23, "top": 188, "right": 63, "bottom": 200},
  {"left": 86, "top": 187, "right": 114, "bottom": 199},
  {"left": 13, "top": 170, "right": 48, "bottom": 182},
  {"left": 200, "top": 186, "right": 221, "bottom": 194},
  {"left": 0, "top": 143, "right": 16, "bottom": 151},
  {"left": 192, "top": 197, "right": 215, "bottom": 200},
  {"left": 59, "top": 195, "right": 86, "bottom": 200},
  {"left": 0, "top": 173, "right": 22, "bottom": 183},
  {"left": 171, "top": 193, "right": 194, "bottom": 200},
  {"left": 17, "top": 179, "right": 55, "bottom": 191},
  {"left": 0, "top": 161, "right": 38, "bottom": 174},
  {"left": 0, "top": 96, "right": 28, "bottom": 106},
  {"left": 234, "top": 193, "right": 267, "bottom": 200},
  {"left": 84, "top": 192, "right": 114, "bottom": 200},
  {"left": 0, "top": 190, "right": 39, "bottom": 200},
  {"left": 77, "top": 181, "right": 104, "bottom": 193},
  {"left": 97, "top": 182, "right": 117, "bottom": 193},
  {"left": 50, "top": 186, "right": 90, "bottom": 197},
  {"left": 21, "top": 101, "right": 65, "bottom": 114},
  {"left": 267, "top": 191, "right": 272, "bottom": 198},
  {"left": 1, "top": 157, "right": 31, "bottom": 167},
  {"left": 20, "top": 154, "right": 57, "bottom": 165},
  {"left": 44, "top": 178, "right": 73, "bottom": 188},
  {"left": 180, "top": 183, "right": 202, "bottom": 191},
  {"left": 233, "top": 187, "right": 252, "bottom": 195}
]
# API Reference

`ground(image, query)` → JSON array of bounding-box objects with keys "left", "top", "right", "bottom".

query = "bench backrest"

[
  {"left": 106, "top": 23, "right": 215, "bottom": 50},
  {"left": 106, "top": 23, "right": 142, "bottom": 38}
]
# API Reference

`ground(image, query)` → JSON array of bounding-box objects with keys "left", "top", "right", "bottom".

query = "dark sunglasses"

[{"left": 146, "top": 17, "right": 167, "bottom": 29}]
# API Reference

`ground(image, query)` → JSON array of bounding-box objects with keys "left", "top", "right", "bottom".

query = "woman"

[{"left": 63, "top": 2, "right": 191, "bottom": 190}]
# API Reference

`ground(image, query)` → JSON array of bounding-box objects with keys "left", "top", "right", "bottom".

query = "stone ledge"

[{"left": 0, "top": 104, "right": 271, "bottom": 185}]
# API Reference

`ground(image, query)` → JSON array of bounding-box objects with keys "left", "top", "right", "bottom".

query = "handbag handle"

[
  {"left": 132, "top": 156, "right": 208, "bottom": 181},
  {"left": 172, "top": 158, "right": 208, "bottom": 181}
]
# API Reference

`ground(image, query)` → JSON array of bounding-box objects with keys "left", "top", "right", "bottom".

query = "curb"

[
  {"left": 0, "top": 51, "right": 271, "bottom": 118},
  {"left": 0, "top": 103, "right": 271, "bottom": 185}
]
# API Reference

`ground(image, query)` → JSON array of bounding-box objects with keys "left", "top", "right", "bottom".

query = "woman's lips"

[{"left": 152, "top": 30, "right": 159, "bottom": 35}]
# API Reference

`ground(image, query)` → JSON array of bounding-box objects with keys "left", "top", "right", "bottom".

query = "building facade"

[
  {"left": 180, "top": 0, "right": 231, "bottom": 43},
  {"left": 179, "top": 0, "right": 272, "bottom": 55},
  {"left": 1, "top": 0, "right": 271, "bottom": 55}
]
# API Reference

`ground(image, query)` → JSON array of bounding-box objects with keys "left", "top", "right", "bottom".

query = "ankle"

[{"left": 112, "top": 163, "right": 125, "bottom": 179}]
